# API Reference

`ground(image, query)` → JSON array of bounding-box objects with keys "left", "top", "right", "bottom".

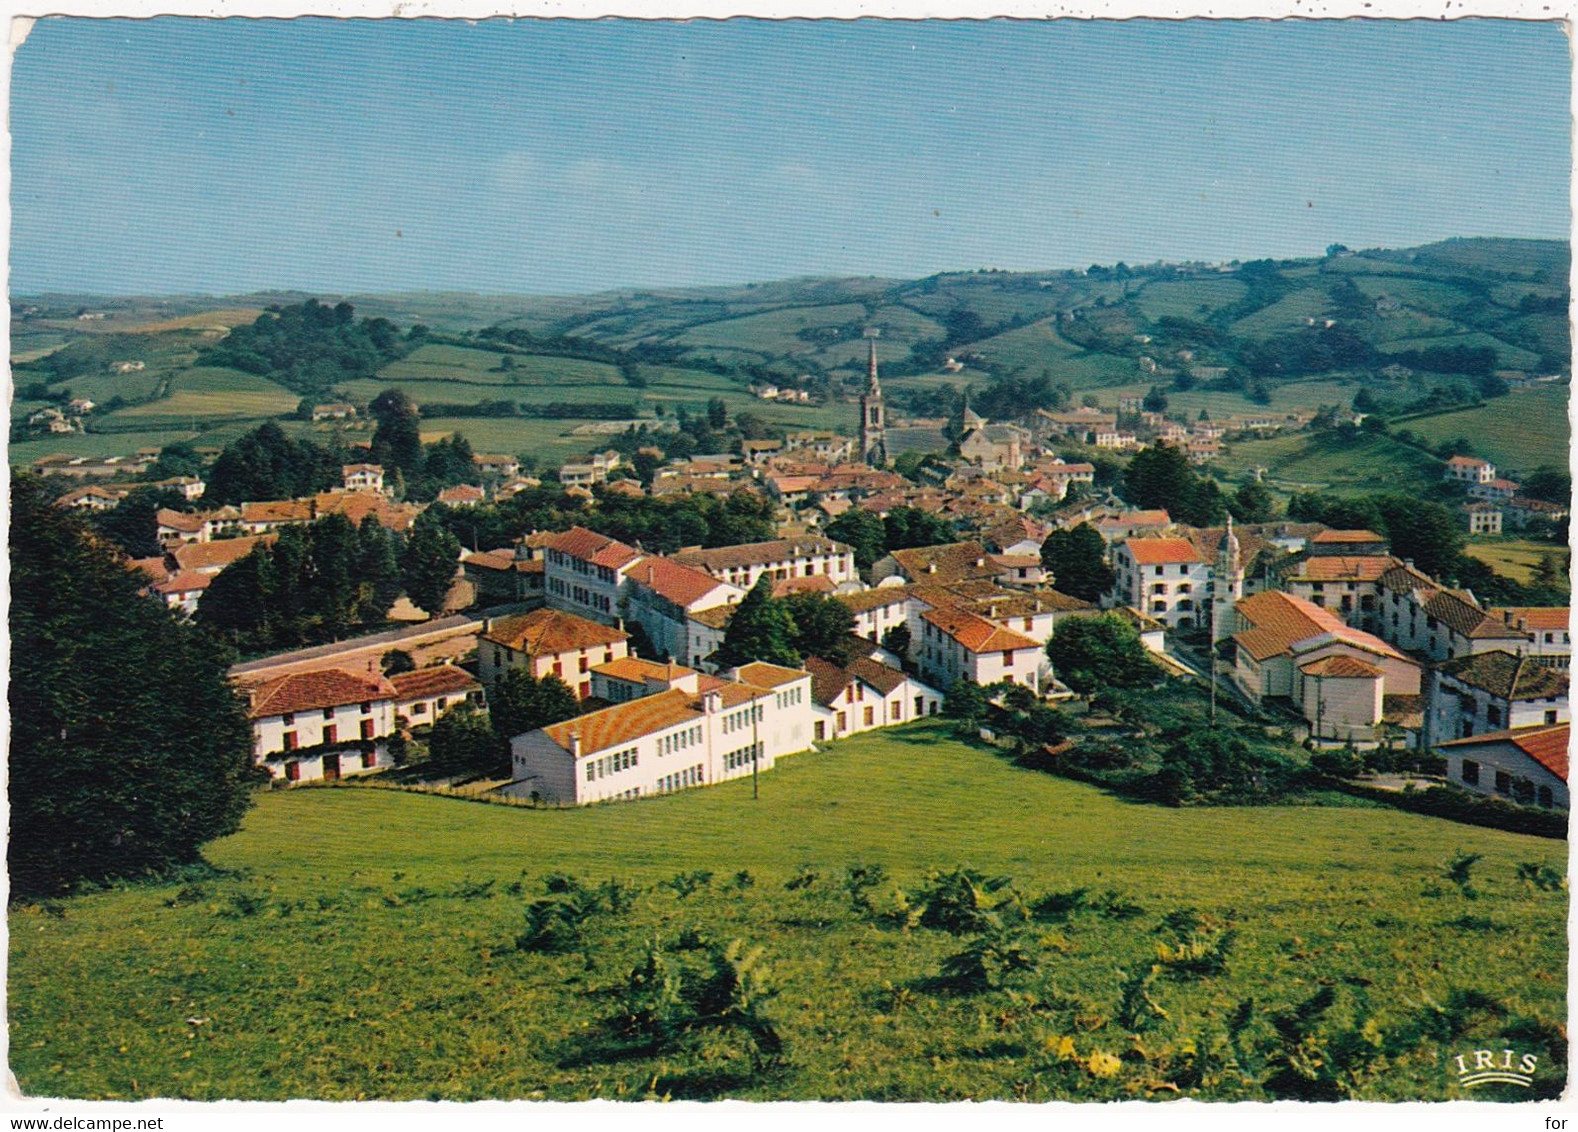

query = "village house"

[
  {"left": 473, "top": 453, "right": 522, "bottom": 480},
  {"left": 56, "top": 484, "right": 128, "bottom": 511},
  {"left": 389, "top": 665, "right": 484, "bottom": 729},
  {"left": 1280, "top": 555, "right": 1395, "bottom": 633},
  {"left": 1108, "top": 537, "right": 1210, "bottom": 630},
  {"left": 313, "top": 403, "right": 357, "bottom": 421},
  {"left": 837, "top": 585, "right": 915, "bottom": 647},
  {"left": 437, "top": 484, "right": 486, "bottom": 508},
  {"left": 238, "top": 499, "right": 315, "bottom": 535},
  {"left": 542, "top": 526, "right": 645, "bottom": 625},
  {"left": 341, "top": 463, "right": 385, "bottom": 493},
  {"left": 622, "top": 555, "right": 745, "bottom": 665},
  {"left": 590, "top": 657, "right": 702, "bottom": 705},
  {"left": 156, "top": 508, "right": 209, "bottom": 547},
  {"left": 1468, "top": 477, "right": 1522, "bottom": 504},
  {"left": 478, "top": 607, "right": 631, "bottom": 700},
  {"left": 171, "top": 534, "right": 274, "bottom": 576},
  {"left": 672, "top": 536, "right": 857, "bottom": 591},
  {"left": 1422, "top": 651, "right": 1569, "bottom": 746},
  {"left": 1435, "top": 722, "right": 1569, "bottom": 810},
  {"left": 915, "top": 604, "right": 1043, "bottom": 692},
  {"left": 311, "top": 491, "right": 422, "bottom": 533},
  {"left": 463, "top": 543, "right": 547, "bottom": 608},
  {"left": 150, "top": 475, "right": 206, "bottom": 501},
  {"left": 1461, "top": 501, "right": 1504, "bottom": 535},
  {"left": 784, "top": 431, "right": 855, "bottom": 463},
  {"left": 502, "top": 662, "right": 814, "bottom": 805},
  {"left": 1230, "top": 589, "right": 1422, "bottom": 742},
  {"left": 242, "top": 669, "right": 399, "bottom": 783},
  {"left": 1492, "top": 607, "right": 1572, "bottom": 668},
  {"left": 1444, "top": 455, "right": 1496, "bottom": 485},
  {"left": 805, "top": 655, "right": 943, "bottom": 741},
  {"left": 1375, "top": 564, "right": 1530, "bottom": 662}
]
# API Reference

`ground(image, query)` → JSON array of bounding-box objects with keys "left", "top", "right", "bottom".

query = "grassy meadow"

[
  {"left": 1213, "top": 430, "right": 1445, "bottom": 496},
  {"left": 1463, "top": 538, "right": 1569, "bottom": 589},
  {"left": 1396, "top": 384, "right": 1572, "bottom": 477},
  {"left": 10, "top": 722, "right": 1566, "bottom": 1102}
]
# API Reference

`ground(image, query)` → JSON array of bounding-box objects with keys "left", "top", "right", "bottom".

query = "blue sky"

[{"left": 10, "top": 17, "right": 1571, "bottom": 296}]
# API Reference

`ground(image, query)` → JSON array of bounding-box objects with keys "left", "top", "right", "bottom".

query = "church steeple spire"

[{"left": 859, "top": 330, "right": 886, "bottom": 466}]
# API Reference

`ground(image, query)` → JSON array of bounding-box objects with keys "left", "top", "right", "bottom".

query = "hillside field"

[
  {"left": 1395, "top": 384, "right": 1572, "bottom": 477},
  {"left": 1212, "top": 431, "right": 1445, "bottom": 497},
  {"left": 10, "top": 722, "right": 1566, "bottom": 1103}
]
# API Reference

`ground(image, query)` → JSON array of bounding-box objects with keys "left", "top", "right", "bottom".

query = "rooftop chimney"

[{"left": 569, "top": 731, "right": 582, "bottom": 758}]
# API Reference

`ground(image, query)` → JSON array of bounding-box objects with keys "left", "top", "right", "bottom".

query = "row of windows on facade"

[
  {"left": 550, "top": 550, "right": 616, "bottom": 585},
  {"left": 724, "top": 743, "right": 763, "bottom": 771},
  {"left": 657, "top": 765, "right": 704, "bottom": 792},
  {"left": 723, "top": 704, "right": 764, "bottom": 734},
  {"left": 1458, "top": 759, "right": 1557, "bottom": 807},
  {"left": 281, "top": 703, "right": 374, "bottom": 725},
  {"left": 586, "top": 746, "right": 639, "bottom": 781},
  {"left": 775, "top": 687, "right": 804, "bottom": 709},
  {"left": 281, "top": 750, "right": 377, "bottom": 779},
  {"left": 921, "top": 621, "right": 1020, "bottom": 664},
  {"left": 279, "top": 719, "right": 377, "bottom": 749},
  {"left": 721, "top": 558, "right": 847, "bottom": 585},
  {"left": 660, "top": 725, "right": 703, "bottom": 756},
  {"left": 547, "top": 576, "right": 613, "bottom": 613}
]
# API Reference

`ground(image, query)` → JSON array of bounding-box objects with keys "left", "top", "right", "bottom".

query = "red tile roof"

[
  {"left": 772, "top": 575, "right": 837, "bottom": 597},
  {"left": 592, "top": 657, "right": 697, "bottom": 684},
  {"left": 1122, "top": 537, "right": 1204, "bottom": 566},
  {"left": 672, "top": 537, "right": 850, "bottom": 575},
  {"left": 1440, "top": 722, "right": 1569, "bottom": 782},
  {"left": 152, "top": 569, "right": 211, "bottom": 596},
  {"left": 173, "top": 535, "right": 274, "bottom": 573},
  {"left": 625, "top": 555, "right": 731, "bottom": 608},
  {"left": 921, "top": 606, "right": 1039, "bottom": 654},
  {"left": 1310, "top": 529, "right": 1385, "bottom": 544},
  {"left": 733, "top": 662, "right": 808, "bottom": 689},
  {"left": 1299, "top": 655, "right": 1383, "bottom": 679},
  {"left": 246, "top": 669, "right": 396, "bottom": 720},
  {"left": 887, "top": 542, "right": 998, "bottom": 584},
  {"left": 546, "top": 526, "right": 642, "bottom": 569},
  {"left": 241, "top": 500, "right": 314, "bottom": 523},
  {"left": 1233, "top": 590, "right": 1401, "bottom": 662},
  {"left": 389, "top": 666, "right": 481, "bottom": 701},
  {"left": 482, "top": 608, "right": 629, "bottom": 655},
  {"left": 1291, "top": 556, "right": 1396, "bottom": 582},
  {"left": 1494, "top": 607, "right": 1571, "bottom": 633},
  {"left": 156, "top": 508, "right": 206, "bottom": 533}
]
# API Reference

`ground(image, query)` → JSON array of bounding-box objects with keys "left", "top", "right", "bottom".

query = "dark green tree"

[
  {"left": 427, "top": 703, "right": 508, "bottom": 776},
  {"left": 782, "top": 592, "right": 856, "bottom": 665},
  {"left": 10, "top": 477, "right": 255, "bottom": 896},
  {"left": 883, "top": 507, "right": 955, "bottom": 552},
  {"left": 1373, "top": 495, "right": 1464, "bottom": 580},
  {"left": 370, "top": 389, "right": 425, "bottom": 479},
  {"left": 1046, "top": 613, "right": 1161, "bottom": 699},
  {"left": 706, "top": 396, "right": 729, "bottom": 431},
  {"left": 942, "top": 678, "right": 987, "bottom": 731},
  {"left": 400, "top": 511, "right": 462, "bottom": 616},
  {"left": 826, "top": 510, "right": 887, "bottom": 571},
  {"left": 1229, "top": 478, "right": 1278, "bottom": 524},
  {"left": 490, "top": 669, "right": 579, "bottom": 741},
  {"left": 1039, "top": 524, "right": 1116, "bottom": 602},
  {"left": 881, "top": 624, "right": 912, "bottom": 659},
  {"left": 713, "top": 575, "right": 801, "bottom": 669},
  {"left": 204, "top": 421, "right": 342, "bottom": 506},
  {"left": 1522, "top": 466, "right": 1572, "bottom": 505},
  {"left": 355, "top": 517, "right": 405, "bottom": 624},
  {"left": 91, "top": 486, "right": 188, "bottom": 559},
  {"left": 1143, "top": 385, "right": 1169, "bottom": 412}
]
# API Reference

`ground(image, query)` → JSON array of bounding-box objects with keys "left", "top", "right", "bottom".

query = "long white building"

[{"left": 504, "top": 661, "right": 814, "bottom": 805}]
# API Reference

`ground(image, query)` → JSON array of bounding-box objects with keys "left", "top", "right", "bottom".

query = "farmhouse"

[
  {"left": 463, "top": 544, "right": 546, "bottom": 608},
  {"left": 916, "top": 605, "right": 1042, "bottom": 692},
  {"left": 243, "top": 669, "right": 398, "bottom": 783},
  {"left": 478, "top": 608, "right": 631, "bottom": 699},
  {"left": 1444, "top": 455, "right": 1495, "bottom": 485},
  {"left": 1436, "top": 722, "right": 1569, "bottom": 810},
  {"left": 872, "top": 541, "right": 1000, "bottom": 586}
]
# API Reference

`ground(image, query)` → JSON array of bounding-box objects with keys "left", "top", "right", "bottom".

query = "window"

[
  {"left": 1495, "top": 770, "right": 1512, "bottom": 795},
  {"left": 283, "top": 712, "right": 295, "bottom": 726},
  {"left": 1538, "top": 785, "right": 1554, "bottom": 808},
  {"left": 1486, "top": 706, "right": 1502, "bottom": 727},
  {"left": 579, "top": 656, "right": 589, "bottom": 673},
  {"left": 323, "top": 708, "right": 334, "bottom": 720},
  {"left": 361, "top": 719, "right": 375, "bottom": 740},
  {"left": 864, "top": 706, "right": 875, "bottom": 726},
  {"left": 362, "top": 751, "right": 376, "bottom": 769},
  {"left": 412, "top": 702, "right": 428, "bottom": 715},
  {"left": 323, "top": 724, "right": 338, "bottom": 744},
  {"left": 286, "top": 760, "right": 301, "bottom": 781},
  {"left": 1461, "top": 759, "right": 1480, "bottom": 785},
  {"left": 1547, "top": 710, "right": 1560, "bottom": 725},
  {"left": 283, "top": 731, "right": 299, "bottom": 751}
]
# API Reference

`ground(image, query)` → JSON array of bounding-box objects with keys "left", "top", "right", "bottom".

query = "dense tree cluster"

[
  {"left": 198, "top": 299, "right": 409, "bottom": 395},
  {"left": 712, "top": 577, "right": 802, "bottom": 669},
  {"left": 1045, "top": 613, "right": 1162, "bottom": 700},
  {"left": 1038, "top": 524, "right": 1115, "bottom": 602},
  {"left": 825, "top": 507, "right": 958, "bottom": 572},
  {"left": 1122, "top": 444, "right": 1227, "bottom": 527},
  {"left": 205, "top": 422, "right": 344, "bottom": 507},
  {"left": 11, "top": 477, "right": 256, "bottom": 896},
  {"left": 196, "top": 514, "right": 404, "bottom": 653}
]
